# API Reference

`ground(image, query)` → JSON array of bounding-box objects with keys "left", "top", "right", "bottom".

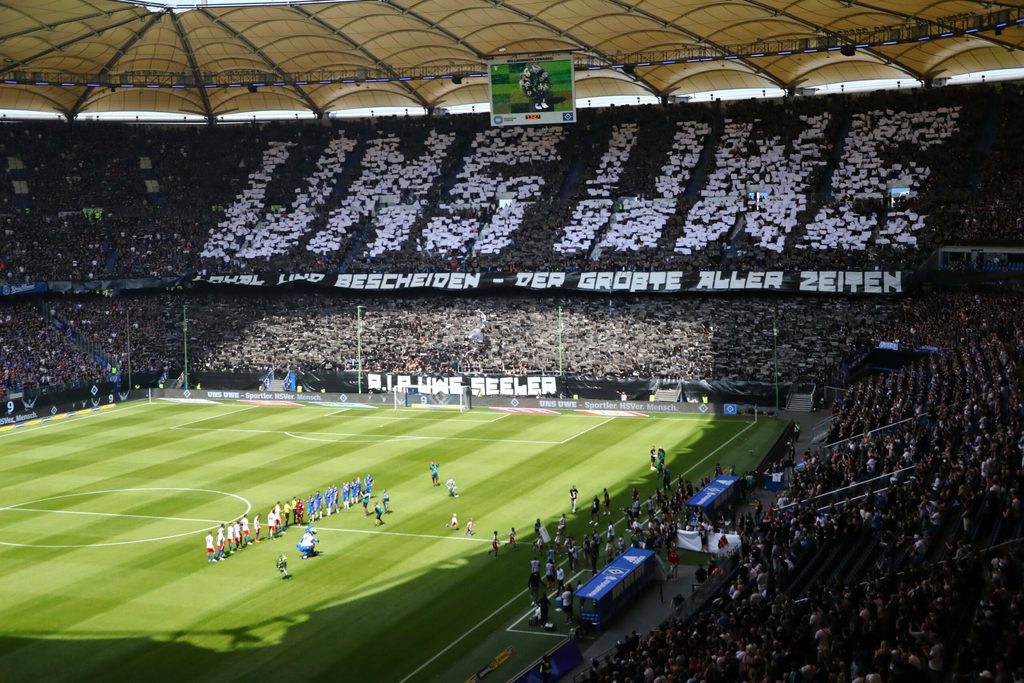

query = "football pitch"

[{"left": 0, "top": 400, "right": 785, "bottom": 682}]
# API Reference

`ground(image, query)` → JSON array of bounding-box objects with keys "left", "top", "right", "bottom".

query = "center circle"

[{"left": 0, "top": 487, "right": 252, "bottom": 549}]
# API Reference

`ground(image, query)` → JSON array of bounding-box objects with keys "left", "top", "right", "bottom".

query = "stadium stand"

[
  {"left": 1, "top": 85, "right": 1013, "bottom": 281},
  {"left": 577, "top": 295, "right": 1023, "bottom": 683},
  {"left": 15, "top": 289, "right": 1011, "bottom": 394},
  {"left": 4, "top": 4, "right": 1024, "bottom": 682},
  {"left": 0, "top": 304, "right": 97, "bottom": 395},
  {"left": 0, "top": 92, "right": 1021, "bottom": 683},
  {"left": 36, "top": 293, "right": 904, "bottom": 382}
]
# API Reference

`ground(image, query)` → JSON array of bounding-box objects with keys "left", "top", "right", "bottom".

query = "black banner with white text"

[
  {"left": 191, "top": 269, "right": 914, "bottom": 295},
  {"left": 0, "top": 270, "right": 915, "bottom": 297}
]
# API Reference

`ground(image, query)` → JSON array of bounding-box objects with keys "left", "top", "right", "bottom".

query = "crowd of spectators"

[
  {"left": 0, "top": 305, "right": 100, "bottom": 395},
  {"left": 2, "top": 83, "right": 1017, "bottom": 283},
  {"left": 930, "top": 85, "right": 1024, "bottom": 247},
  {"left": 38, "top": 289, "right": 1021, "bottom": 386},
  {"left": 4, "top": 286, "right": 1020, "bottom": 397},
  {"left": 577, "top": 287, "right": 1023, "bottom": 683},
  {"left": 40, "top": 292, "right": 906, "bottom": 382}
]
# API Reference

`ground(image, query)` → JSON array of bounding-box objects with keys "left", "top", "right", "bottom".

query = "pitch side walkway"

[{"left": 563, "top": 408, "right": 825, "bottom": 680}]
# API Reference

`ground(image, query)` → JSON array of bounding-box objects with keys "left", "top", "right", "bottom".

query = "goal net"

[{"left": 393, "top": 388, "right": 472, "bottom": 412}]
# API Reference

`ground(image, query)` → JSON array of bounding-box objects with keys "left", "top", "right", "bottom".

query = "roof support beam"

[
  {"left": 69, "top": 11, "right": 163, "bottom": 118},
  {"left": 478, "top": 0, "right": 663, "bottom": 97},
  {"left": 598, "top": 0, "right": 788, "bottom": 90},
  {"left": 0, "top": 6, "right": 141, "bottom": 43},
  {"left": 288, "top": 4, "right": 429, "bottom": 110},
  {"left": 197, "top": 8, "right": 321, "bottom": 115},
  {"left": 0, "top": 13, "right": 151, "bottom": 73},
  {"left": 380, "top": 1, "right": 487, "bottom": 61},
  {"left": 170, "top": 10, "right": 213, "bottom": 122},
  {"left": 845, "top": 1, "right": 1023, "bottom": 59},
  {"left": 740, "top": 0, "right": 926, "bottom": 83}
]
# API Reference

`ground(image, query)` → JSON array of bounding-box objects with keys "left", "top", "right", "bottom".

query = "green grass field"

[{"left": 0, "top": 400, "right": 784, "bottom": 682}]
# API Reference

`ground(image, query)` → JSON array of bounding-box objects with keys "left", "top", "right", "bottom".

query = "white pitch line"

[
  {"left": 169, "top": 405, "right": 258, "bottom": 429},
  {"left": 174, "top": 426, "right": 563, "bottom": 445},
  {"left": 284, "top": 432, "right": 423, "bottom": 445},
  {"left": 506, "top": 570, "right": 586, "bottom": 633},
  {"left": 681, "top": 420, "right": 757, "bottom": 476},
  {"left": 506, "top": 628, "right": 566, "bottom": 638},
  {"left": 329, "top": 413, "right": 510, "bottom": 424},
  {"left": 0, "top": 507, "right": 226, "bottom": 525},
  {"left": 559, "top": 417, "right": 615, "bottom": 444},
  {"left": 397, "top": 585, "right": 534, "bottom": 683},
  {"left": 0, "top": 400, "right": 153, "bottom": 439},
  {"left": 400, "top": 419, "right": 763, "bottom": 680},
  {"left": 315, "top": 526, "right": 490, "bottom": 543},
  {"left": 399, "top": 557, "right": 604, "bottom": 682}
]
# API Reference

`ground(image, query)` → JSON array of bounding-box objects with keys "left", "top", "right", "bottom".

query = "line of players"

[{"left": 205, "top": 474, "right": 392, "bottom": 563}]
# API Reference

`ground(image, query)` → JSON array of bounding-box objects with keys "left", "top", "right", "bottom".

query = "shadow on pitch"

[{"left": 0, "top": 420, "right": 765, "bottom": 683}]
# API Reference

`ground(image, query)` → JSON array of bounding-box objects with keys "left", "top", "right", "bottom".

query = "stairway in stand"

[
  {"left": 653, "top": 387, "right": 680, "bottom": 402},
  {"left": 785, "top": 391, "right": 815, "bottom": 412},
  {"left": 267, "top": 378, "right": 286, "bottom": 391}
]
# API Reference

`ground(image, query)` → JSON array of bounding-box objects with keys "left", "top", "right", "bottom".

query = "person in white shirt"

[
  {"left": 216, "top": 525, "right": 226, "bottom": 560},
  {"left": 205, "top": 532, "right": 217, "bottom": 563},
  {"left": 267, "top": 509, "right": 278, "bottom": 540}
]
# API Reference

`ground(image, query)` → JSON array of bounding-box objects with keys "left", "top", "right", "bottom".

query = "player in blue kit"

[
  {"left": 314, "top": 490, "right": 324, "bottom": 520},
  {"left": 341, "top": 481, "right": 350, "bottom": 509},
  {"left": 365, "top": 474, "right": 374, "bottom": 497}
]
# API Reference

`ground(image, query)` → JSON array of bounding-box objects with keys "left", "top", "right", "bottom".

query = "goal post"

[{"left": 394, "top": 388, "right": 471, "bottom": 412}]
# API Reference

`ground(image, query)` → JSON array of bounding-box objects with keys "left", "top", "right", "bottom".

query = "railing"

[
  {"left": 822, "top": 385, "right": 847, "bottom": 407},
  {"left": 808, "top": 413, "right": 836, "bottom": 445},
  {"left": 779, "top": 465, "right": 917, "bottom": 512},
  {"left": 31, "top": 300, "right": 115, "bottom": 378},
  {"left": 821, "top": 416, "right": 916, "bottom": 454}
]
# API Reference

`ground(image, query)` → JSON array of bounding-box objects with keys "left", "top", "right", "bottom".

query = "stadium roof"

[{"left": 1, "top": 0, "right": 1023, "bottom": 119}]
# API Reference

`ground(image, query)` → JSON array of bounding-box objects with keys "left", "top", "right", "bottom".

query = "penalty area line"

[
  {"left": 506, "top": 628, "right": 566, "bottom": 638},
  {"left": 680, "top": 420, "right": 758, "bottom": 477},
  {"left": 397, "top": 586, "right": 532, "bottom": 683},
  {"left": 506, "top": 569, "right": 586, "bottom": 635},
  {"left": 401, "top": 423, "right": 761, "bottom": 680},
  {"left": 402, "top": 510, "right": 634, "bottom": 682},
  {"left": 559, "top": 417, "right": 615, "bottom": 444}
]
